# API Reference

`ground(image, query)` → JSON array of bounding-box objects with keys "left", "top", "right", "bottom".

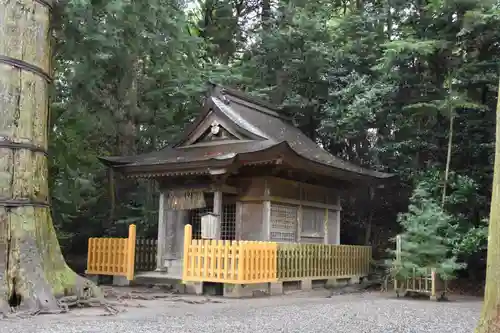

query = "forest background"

[{"left": 50, "top": 0, "right": 500, "bottom": 291}]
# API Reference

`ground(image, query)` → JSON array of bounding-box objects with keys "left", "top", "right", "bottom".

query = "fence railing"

[
  {"left": 182, "top": 224, "right": 278, "bottom": 284},
  {"left": 182, "top": 224, "right": 372, "bottom": 285},
  {"left": 277, "top": 243, "right": 372, "bottom": 280},
  {"left": 87, "top": 224, "right": 372, "bottom": 285},
  {"left": 135, "top": 238, "right": 157, "bottom": 272},
  {"left": 393, "top": 235, "right": 447, "bottom": 300},
  {"left": 86, "top": 224, "right": 136, "bottom": 280}
]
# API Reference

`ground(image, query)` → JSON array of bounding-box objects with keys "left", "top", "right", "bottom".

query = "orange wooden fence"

[
  {"left": 182, "top": 224, "right": 372, "bottom": 284},
  {"left": 182, "top": 224, "right": 278, "bottom": 284},
  {"left": 86, "top": 224, "right": 136, "bottom": 280},
  {"left": 87, "top": 224, "right": 372, "bottom": 285}
]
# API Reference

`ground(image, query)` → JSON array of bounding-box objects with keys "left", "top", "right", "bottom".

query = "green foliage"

[
  {"left": 50, "top": 0, "right": 218, "bottom": 256},
  {"left": 48, "top": 0, "right": 500, "bottom": 282},
  {"left": 414, "top": 169, "right": 489, "bottom": 256},
  {"left": 388, "top": 186, "right": 466, "bottom": 280}
]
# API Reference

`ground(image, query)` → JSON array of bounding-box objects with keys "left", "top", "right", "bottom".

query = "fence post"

[
  {"left": 237, "top": 242, "right": 245, "bottom": 283},
  {"left": 183, "top": 224, "right": 192, "bottom": 281},
  {"left": 396, "top": 234, "right": 402, "bottom": 263},
  {"left": 126, "top": 224, "right": 137, "bottom": 281},
  {"left": 431, "top": 268, "right": 436, "bottom": 299},
  {"left": 86, "top": 238, "right": 94, "bottom": 274},
  {"left": 271, "top": 242, "right": 278, "bottom": 280},
  {"left": 367, "top": 246, "right": 372, "bottom": 275}
]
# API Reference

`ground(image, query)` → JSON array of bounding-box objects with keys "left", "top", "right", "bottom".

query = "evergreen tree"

[
  {"left": 38, "top": 0, "right": 500, "bottom": 296},
  {"left": 388, "top": 186, "right": 465, "bottom": 281}
]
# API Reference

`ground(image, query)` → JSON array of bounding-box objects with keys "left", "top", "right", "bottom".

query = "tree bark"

[
  {"left": 475, "top": 77, "right": 500, "bottom": 332},
  {"left": 0, "top": 0, "right": 100, "bottom": 314},
  {"left": 442, "top": 76, "right": 454, "bottom": 207},
  {"left": 261, "top": 0, "right": 271, "bottom": 31}
]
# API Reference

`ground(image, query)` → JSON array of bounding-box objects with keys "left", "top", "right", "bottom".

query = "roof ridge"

[
  {"left": 210, "top": 96, "right": 270, "bottom": 140},
  {"left": 211, "top": 84, "right": 292, "bottom": 122}
]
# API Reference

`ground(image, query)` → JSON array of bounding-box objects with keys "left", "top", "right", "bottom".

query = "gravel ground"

[{"left": 0, "top": 291, "right": 481, "bottom": 333}]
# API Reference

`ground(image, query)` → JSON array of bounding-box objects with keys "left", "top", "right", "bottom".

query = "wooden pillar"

[
  {"left": 262, "top": 178, "right": 271, "bottom": 241},
  {"left": 213, "top": 190, "right": 222, "bottom": 239},
  {"left": 336, "top": 210, "right": 341, "bottom": 245},
  {"left": 174, "top": 210, "right": 188, "bottom": 260},
  {"left": 296, "top": 205, "right": 302, "bottom": 242},
  {"left": 297, "top": 182, "right": 303, "bottom": 243},
  {"left": 164, "top": 210, "right": 176, "bottom": 262},
  {"left": 334, "top": 195, "right": 341, "bottom": 244},
  {"left": 165, "top": 208, "right": 185, "bottom": 275},
  {"left": 156, "top": 191, "right": 167, "bottom": 271},
  {"left": 263, "top": 201, "right": 271, "bottom": 241},
  {"left": 235, "top": 201, "right": 243, "bottom": 240},
  {"left": 323, "top": 208, "right": 328, "bottom": 244}
]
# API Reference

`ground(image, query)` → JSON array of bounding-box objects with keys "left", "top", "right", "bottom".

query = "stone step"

[{"left": 132, "top": 271, "right": 185, "bottom": 292}]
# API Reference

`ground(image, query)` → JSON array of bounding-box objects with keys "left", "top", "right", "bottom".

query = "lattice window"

[
  {"left": 190, "top": 206, "right": 213, "bottom": 239},
  {"left": 189, "top": 204, "right": 236, "bottom": 240},
  {"left": 221, "top": 204, "right": 236, "bottom": 240},
  {"left": 301, "top": 207, "right": 324, "bottom": 235},
  {"left": 270, "top": 203, "right": 297, "bottom": 243}
]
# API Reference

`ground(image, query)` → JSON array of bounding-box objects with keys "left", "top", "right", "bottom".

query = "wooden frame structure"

[{"left": 98, "top": 84, "right": 394, "bottom": 278}]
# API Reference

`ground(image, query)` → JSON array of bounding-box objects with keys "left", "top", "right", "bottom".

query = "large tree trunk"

[
  {"left": 0, "top": 0, "right": 99, "bottom": 314},
  {"left": 261, "top": 0, "right": 271, "bottom": 30},
  {"left": 475, "top": 78, "right": 500, "bottom": 332}
]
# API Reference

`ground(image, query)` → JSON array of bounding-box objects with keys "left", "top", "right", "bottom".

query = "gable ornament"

[{"left": 210, "top": 121, "right": 220, "bottom": 135}]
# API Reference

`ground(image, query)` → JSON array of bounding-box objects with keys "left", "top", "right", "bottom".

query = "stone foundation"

[
  {"left": 127, "top": 272, "right": 365, "bottom": 298},
  {"left": 112, "top": 275, "right": 130, "bottom": 286},
  {"left": 223, "top": 283, "right": 271, "bottom": 298},
  {"left": 180, "top": 275, "right": 365, "bottom": 298},
  {"left": 269, "top": 282, "right": 283, "bottom": 295},
  {"left": 87, "top": 275, "right": 99, "bottom": 284},
  {"left": 184, "top": 281, "right": 204, "bottom": 295},
  {"left": 300, "top": 279, "right": 312, "bottom": 291}
]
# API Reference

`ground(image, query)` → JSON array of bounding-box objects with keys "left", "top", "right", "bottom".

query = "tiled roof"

[{"left": 100, "top": 84, "right": 393, "bottom": 180}]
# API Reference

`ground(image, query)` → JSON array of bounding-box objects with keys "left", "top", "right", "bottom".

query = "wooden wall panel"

[
  {"left": 301, "top": 207, "right": 324, "bottom": 235},
  {"left": 266, "top": 177, "right": 339, "bottom": 207},
  {"left": 239, "top": 202, "right": 264, "bottom": 240},
  {"left": 270, "top": 203, "right": 298, "bottom": 243},
  {"left": 327, "top": 209, "right": 339, "bottom": 245},
  {"left": 267, "top": 177, "right": 301, "bottom": 200},
  {"left": 300, "top": 236, "right": 324, "bottom": 244},
  {"left": 238, "top": 178, "right": 266, "bottom": 197}
]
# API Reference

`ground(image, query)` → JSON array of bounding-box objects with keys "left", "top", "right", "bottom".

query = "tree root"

[
  {"left": 0, "top": 296, "right": 120, "bottom": 319},
  {"left": 111, "top": 290, "right": 222, "bottom": 305},
  {"left": 0, "top": 295, "right": 122, "bottom": 319},
  {"left": 0, "top": 274, "right": 121, "bottom": 319},
  {"left": 0, "top": 211, "right": 122, "bottom": 320},
  {"left": 0, "top": 283, "right": 227, "bottom": 320},
  {"left": 52, "top": 275, "right": 121, "bottom": 316},
  {"left": 57, "top": 295, "right": 121, "bottom": 316},
  {"left": 103, "top": 287, "right": 223, "bottom": 305}
]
